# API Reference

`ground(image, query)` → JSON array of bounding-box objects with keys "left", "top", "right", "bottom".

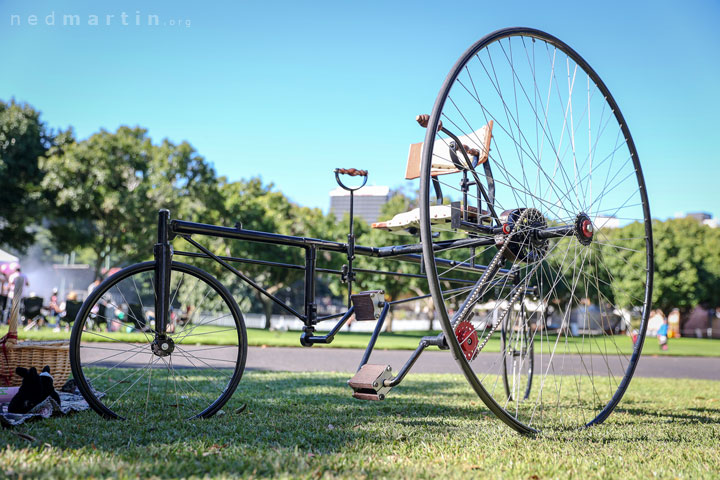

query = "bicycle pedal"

[
  {"left": 351, "top": 290, "right": 384, "bottom": 321},
  {"left": 348, "top": 364, "right": 393, "bottom": 401}
]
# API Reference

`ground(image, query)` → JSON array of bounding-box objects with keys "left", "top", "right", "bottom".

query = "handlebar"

[
  {"left": 416, "top": 114, "right": 443, "bottom": 131},
  {"left": 334, "top": 168, "right": 368, "bottom": 177},
  {"left": 464, "top": 145, "right": 480, "bottom": 157},
  {"left": 334, "top": 168, "right": 368, "bottom": 192},
  {"left": 417, "top": 115, "right": 479, "bottom": 157}
]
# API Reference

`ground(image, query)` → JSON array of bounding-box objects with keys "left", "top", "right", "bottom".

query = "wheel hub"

[
  {"left": 455, "top": 321, "right": 479, "bottom": 361},
  {"left": 151, "top": 335, "right": 175, "bottom": 357},
  {"left": 575, "top": 213, "right": 594, "bottom": 246},
  {"left": 499, "top": 208, "right": 549, "bottom": 262}
]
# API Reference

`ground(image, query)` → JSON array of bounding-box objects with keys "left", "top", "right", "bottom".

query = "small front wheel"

[
  {"left": 501, "top": 304, "right": 534, "bottom": 402},
  {"left": 70, "top": 261, "right": 247, "bottom": 420}
]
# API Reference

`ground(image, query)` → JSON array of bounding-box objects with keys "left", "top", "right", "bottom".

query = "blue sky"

[{"left": 1, "top": 0, "right": 718, "bottom": 221}]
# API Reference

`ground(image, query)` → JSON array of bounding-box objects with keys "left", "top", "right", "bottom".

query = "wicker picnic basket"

[{"left": 0, "top": 278, "right": 71, "bottom": 387}]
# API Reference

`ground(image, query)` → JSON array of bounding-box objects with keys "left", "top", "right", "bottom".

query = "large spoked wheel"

[
  {"left": 420, "top": 28, "right": 653, "bottom": 433},
  {"left": 70, "top": 261, "right": 247, "bottom": 420},
  {"left": 501, "top": 304, "right": 534, "bottom": 402}
]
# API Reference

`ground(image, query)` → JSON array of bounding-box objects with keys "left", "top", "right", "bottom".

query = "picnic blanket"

[{"left": 0, "top": 390, "right": 94, "bottom": 427}]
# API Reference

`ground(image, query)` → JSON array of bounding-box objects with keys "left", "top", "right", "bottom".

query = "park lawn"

[
  {"left": 3, "top": 324, "right": 719, "bottom": 357},
  {"left": 2, "top": 371, "right": 719, "bottom": 479}
]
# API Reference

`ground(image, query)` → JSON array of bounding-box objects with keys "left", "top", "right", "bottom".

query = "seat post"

[
  {"left": 346, "top": 188, "right": 355, "bottom": 307},
  {"left": 333, "top": 168, "right": 368, "bottom": 308}
]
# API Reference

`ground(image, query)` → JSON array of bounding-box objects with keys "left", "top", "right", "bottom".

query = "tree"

[
  {"left": 211, "top": 178, "right": 343, "bottom": 329},
  {"left": 650, "top": 218, "right": 720, "bottom": 313},
  {"left": 601, "top": 218, "right": 720, "bottom": 315},
  {"left": 42, "top": 126, "right": 220, "bottom": 279},
  {"left": 0, "top": 99, "right": 53, "bottom": 250}
]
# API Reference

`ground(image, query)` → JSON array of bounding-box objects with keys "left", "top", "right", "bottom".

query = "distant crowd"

[{"left": 0, "top": 264, "right": 100, "bottom": 330}]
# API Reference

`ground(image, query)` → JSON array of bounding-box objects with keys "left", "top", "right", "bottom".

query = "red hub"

[
  {"left": 575, "top": 213, "right": 594, "bottom": 246},
  {"left": 454, "top": 321, "right": 479, "bottom": 361}
]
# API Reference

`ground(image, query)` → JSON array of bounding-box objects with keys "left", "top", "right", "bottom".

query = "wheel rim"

[
  {"left": 70, "top": 261, "right": 247, "bottom": 420},
  {"left": 420, "top": 28, "right": 653, "bottom": 432},
  {"left": 502, "top": 306, "right": 534, "bottom": 402}
]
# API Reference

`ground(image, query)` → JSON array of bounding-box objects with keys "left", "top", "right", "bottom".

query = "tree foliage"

[
  {"left": 601, "top": 218, "right": 720, "bottom": 314},
  {"left": 197, "top": 178, "right": 344, "bottom": 328},
  {"left": 42, "top": 126, "right": 220, "bottom": 278},
  {"left": 0, "top": 100, "right": 53, "bottom": 249}
]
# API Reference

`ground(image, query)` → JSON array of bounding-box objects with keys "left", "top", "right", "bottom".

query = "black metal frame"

[
  {"left": 165, "top": 217, "right": 504, "bottom": 342},
  {"left": 147, "top": 123, "right": 578, "bottom": 389},
  {"left": 146, "top": 215, "right": 474, "bottom": 386}
]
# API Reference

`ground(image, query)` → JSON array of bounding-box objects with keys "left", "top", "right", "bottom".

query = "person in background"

[
  {"left": 657, "top": 316, "right": 669, "bottom": 351},
  {"left": 668, "top": 308, "right": 681, "bottom": 338},
  {"left": 647, "top": 309, "right": 665, "bottom": 336},
  {"left": 0, "top": 270, "right": 8, "bottom": 295},
  {"left": 0, "top": 271, "right": 8, "bottom": 323},
  {"left": 47, "top": 287, "right": 61, "bottom": 326},
  {"left": 87, "top": 279, "right": 100, "bottom": 296},
  {"left": 8, "top": 266, "right": 29, "bottom": 301}
]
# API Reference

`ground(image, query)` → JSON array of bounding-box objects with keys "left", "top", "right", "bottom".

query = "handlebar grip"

[
  {"left": 416, "top": 114, "right": 443, "bottom": 131},
  {"left": 463, "top": 144, "right": 480, "bottom": 157},
  {"left": 335, "top": 168, "right": 368, "bottom": 177}
]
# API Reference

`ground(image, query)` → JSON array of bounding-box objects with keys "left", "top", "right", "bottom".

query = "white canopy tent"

[{"left": 0, "top": 248, "right": 18, "bottom": 264}]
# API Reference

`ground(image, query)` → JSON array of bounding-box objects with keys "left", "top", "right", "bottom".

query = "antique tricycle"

[{"left": 69, "top": 27, "right": 653, "bottom": 434}]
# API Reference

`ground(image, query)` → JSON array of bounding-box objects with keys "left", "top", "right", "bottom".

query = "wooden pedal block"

[
  {"left": 351, "top": 290, "right": 384, "bottom": 321},
  {"left": 348, "top": 364, "right": 393, "bottom": 401}
]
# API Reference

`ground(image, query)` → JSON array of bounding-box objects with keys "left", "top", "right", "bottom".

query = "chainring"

[{"left": 454, "top": 321, "right": 479, "bottom": 361}]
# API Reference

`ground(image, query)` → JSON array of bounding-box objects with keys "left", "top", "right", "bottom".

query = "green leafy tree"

[
  {"left": 42, "top": 126, "right": 220, "bottom": 278},
  {"left": 649, "top": 218, "right": 720, "bottom": 313},
  {"left": 0, "top": 99, "right": 53, "bottom": 249},
  {"left": 221, "top": 179, "right": 295, "bottom": 328},
  {"left": 601, "top": 217, "right": 720, "bottom": 315},
  {"left": 212, "top": 179, "right": 342, "bottom": 329}
]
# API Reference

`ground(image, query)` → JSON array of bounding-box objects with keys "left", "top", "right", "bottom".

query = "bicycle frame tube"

[
  {"left": 170, "top": 219, "right": 507, "bottom": 275},
  {"left": 153, "top": 209, "right": 172, "bottom": 336},
  {"left": 150, "top": 210, "right": 536, "bottom": 353},
  {"left": 161, "top": 212, "right": 537, "bottom": 330}
]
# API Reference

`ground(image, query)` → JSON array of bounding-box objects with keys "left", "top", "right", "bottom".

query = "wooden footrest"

[
  {"left": 348, "top": 364, "right": 393, "bottom": 401},
  {"left": 351, "top": 290, "right": 384, "bottom": 321}
]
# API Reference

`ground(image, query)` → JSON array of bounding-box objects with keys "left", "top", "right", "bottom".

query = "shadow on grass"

[
  {"left": 7, "top": 372, "right": 493, "bottom": 455},
  {"left": 613, "top": 406, "right": 719, "bottom": 425},
  {"left": 7, "top": 372, "right": 719, "bottom": 478}
]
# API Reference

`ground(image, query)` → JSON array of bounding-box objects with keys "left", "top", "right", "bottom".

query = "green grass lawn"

[
  {"left": 4, "top": 324, "right": 719, "bottom": 357},
  {"left": 2, "top": 371, "right": 719, "bottom": 479}
]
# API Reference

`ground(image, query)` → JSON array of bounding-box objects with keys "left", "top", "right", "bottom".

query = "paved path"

[
  {"left": 79, "top": 343, "right": 719, "bottom": 380},
  {"left": 245, "top": 346, "right": 719, "bottom": 380}
]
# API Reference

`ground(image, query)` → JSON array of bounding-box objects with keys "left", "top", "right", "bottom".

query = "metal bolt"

[
  {"left": 373, "top": 382, "right": 379, "bottom": 388},
  {"left": 162, "top": 343, "right": 169, "bottom": 350},
  {"left": 375, "top": 313, "right": 380, "bottom": 319}
]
